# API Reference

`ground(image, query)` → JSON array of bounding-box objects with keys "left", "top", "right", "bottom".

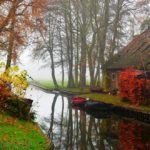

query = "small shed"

[{"left": 104, "top": 29, "right": 150, "bottom": 89}]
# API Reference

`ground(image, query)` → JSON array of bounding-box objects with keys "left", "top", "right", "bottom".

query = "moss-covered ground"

[{"left": 0, "top": 112, "right": 53, "bottom": 150}]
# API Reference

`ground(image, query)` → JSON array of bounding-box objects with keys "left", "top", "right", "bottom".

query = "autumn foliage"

[
  {"left": 0, "top": 62, "right": 28, "bottom": 109},
  {"left": 119, "top": 120, "right": 150, "bottom": 150},
  {"left": 0, "top": 0, "right": 47, "bottom": 68},
  {"left": 119, "top": 67, "right": 150, "bottom": 105}
]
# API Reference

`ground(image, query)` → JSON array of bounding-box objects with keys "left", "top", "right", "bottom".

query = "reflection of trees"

[
  {"left": 66, "top": 97, "right": 73, "bottom": 149},
  {"left": 80, "top": 111, "right": 87, "bottom": 150},
  {"left": 47, "top": 96, "right": 120, "bottom": 150},
  {"left": 48, "top": 94, "right": 58, "bottom": 139},
  {"left": 87, "top": 117, "right": 95, "bottom": 150},
  {"left": 41, "top": 94, "right": 150, "bottom": 150},
  {"left": 119, "top": 120, "right": 150, "bottom": 150},
  {"left": 74, "top": 109, "right": 79, "bottom": 150},
  {"left": 58, "top": 96, "right": 64, "bottom": 149}
]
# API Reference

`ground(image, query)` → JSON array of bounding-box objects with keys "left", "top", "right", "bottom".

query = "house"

[{"left": 104, "top": 29, "right": 150, "bottom": 90}]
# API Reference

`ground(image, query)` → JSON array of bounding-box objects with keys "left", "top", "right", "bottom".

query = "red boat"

[{"left": 71, "top": 97, "right": 86, "bottom": 106}]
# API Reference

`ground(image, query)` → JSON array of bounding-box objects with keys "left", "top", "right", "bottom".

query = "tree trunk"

[
  {"left": 6, "top": 24, "right": 14, "bottom": 69},
  {"left": 96, "top": 0, "right": 110, "bottom": 86},
  {"left": 64, "top": 0, "right": 75, "bottom": 88},
  {"left": 6, "top": 1, "right": 18, "bottom": 69},
  {"left": 74, "top": 9, "right": 79, "bottom": 87},
  {"left": 109, "top": 0, "right": 122, "bottom": 58},
  {"left": 59, "top": 26, "right": 65, "bottom": 87},
  {"left": 48, "top": 49, "right": 58, "bottom": 88},
  {"left": 79, "top": 0, "right": 87, "bottom": 89},
  {"left": 87, "top": 32, "right": 97, "bottom": 86}
]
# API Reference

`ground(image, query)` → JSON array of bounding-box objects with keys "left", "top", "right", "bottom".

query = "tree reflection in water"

[
  {"left": 119, "top": 120, "right": 150, "bottom": 150},
  {"left": 38, "top": 94, "right": 150, "bottom": 150}
]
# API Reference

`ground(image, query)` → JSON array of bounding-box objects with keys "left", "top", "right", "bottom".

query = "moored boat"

[
  {"left": 85, "top": 100, "right": 111, "bottom": 111},
  {"left": 71, "top": 97, "right": 86, "bottom": 106}
]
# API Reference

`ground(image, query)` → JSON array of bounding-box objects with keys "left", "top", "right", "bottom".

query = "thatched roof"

[{"left": 105, "top": 29, "right": 150, "bottom": 70}]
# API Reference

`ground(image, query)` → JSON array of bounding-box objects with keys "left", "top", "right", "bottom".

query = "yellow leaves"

[
  {"left": 7, "top": 66, "right": 19, "bottom": 73},
  {"left": 0, "top": 62, "right": 29, "bottom": 97}
]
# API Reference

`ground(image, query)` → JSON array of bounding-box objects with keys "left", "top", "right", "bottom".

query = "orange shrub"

[{"left": 119, "top": 67, "right": 150, "bottom": 105}]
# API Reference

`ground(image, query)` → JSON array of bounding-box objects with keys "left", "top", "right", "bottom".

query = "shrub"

[
  {"left": 119, "top": 67, "right": 150, "bottom": 105},
  {"left": 5, "top": 96, "right": 34, "bottom": 120},
  {"left": 0, "top": 64, "right": 28, "bottom": 97},
  {"left": 90, "top": 86, "right": 104, "bottom": 93},
  {"left": 0, "top": 62, "right": 34, "bottom": 120}
]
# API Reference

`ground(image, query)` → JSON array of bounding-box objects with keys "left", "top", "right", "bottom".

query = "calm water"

[{"left": 26, "top": 86, "right": 150, "bottom": 150}]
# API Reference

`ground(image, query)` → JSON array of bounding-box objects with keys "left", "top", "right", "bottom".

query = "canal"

[{"left": 26, "top": 86, "right": 150, "bottom": 150}]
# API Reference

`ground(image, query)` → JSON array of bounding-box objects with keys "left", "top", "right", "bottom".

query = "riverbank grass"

[
  {"left": 0, "top": 112, "right": 53, "bottom": 150},
  {"left": 33, "top": 80, "right": 90, "bottom": 94},
  {"left": 80, "top": 93, "right": 150, "bottom": 113},
  {"left": 36, "top": 80, "right": 67, "bottom": 89},
  {"left": 30, "top": 80, "right": 150, "bottom": 112}
]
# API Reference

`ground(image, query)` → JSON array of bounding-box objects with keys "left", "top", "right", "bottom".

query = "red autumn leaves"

[
  {"left": 119, "top": 120, "right": 150, "bottom": 150},
  {"left": 119, "top": 67, "right": 150, "bottom": 105}
]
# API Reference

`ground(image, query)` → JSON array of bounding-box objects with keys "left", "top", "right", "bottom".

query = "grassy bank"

[
  {"left": 37, "top": 80, "right": 67, "bottom": 89},
  {"left": 0, "top": 112, "right": 53, "bottom": 150},
  {"left": 31, "top": 80, "right": 90, "bottom": 94},
  {"left": 30, "top": 80, "right": 150, "bottom": 112},
  {"left": 80, "top": 93, "right": 150, "bottom": 113}
]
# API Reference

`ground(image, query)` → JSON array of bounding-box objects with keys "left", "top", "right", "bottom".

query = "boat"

[
  {"left": 85, "top": 100, "right": 111, "bottom": 111},
  {"left": 71, "top": 97, "right": 86, "bottom": 106}
]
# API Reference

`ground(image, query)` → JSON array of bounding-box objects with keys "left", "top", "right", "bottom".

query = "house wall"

[{"left": 108, "top": 71, "right": 121, "bottom": 90}]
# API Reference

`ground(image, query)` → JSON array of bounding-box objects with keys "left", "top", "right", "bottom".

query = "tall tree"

[{"left": 0, "top": 0, "right": 47, "bottom": 69}]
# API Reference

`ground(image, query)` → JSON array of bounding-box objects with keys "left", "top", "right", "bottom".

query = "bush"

[
  {"left": 5, "top": 96, "right": 34, "bottom": 120},
  {"left": 0, "top": 63, "right": 32, "bottom": 120},
  {"left": 119, "top": 67, "right": 150, "bottom": 105},
  {"left": 0, "top": 81, "right": 12, "bottom": 109},
  {"left": 109, "top": 88, "right": 118, "bottom": 95}
]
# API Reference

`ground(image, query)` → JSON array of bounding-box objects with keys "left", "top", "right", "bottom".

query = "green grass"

[
  {"left": 32, "top": 80, "right": 90, "bottom": 94},
  {"left": 80, "top": 93, "right": 150, "bottom": 112},
  {"left": 0, "top": 112, "right": 53, "bottom": 150},
  {"left": 30, "top": 80, "right": 150, "bottom": 112},
  {"left": 30, "top": 80, "right": 67, "bottom": 89},
  {"left": 61, "top": 87, "right": 90, "bottom": 94},
  {"left": 39, "top": 80, "right": 63, "bottom": 89}
]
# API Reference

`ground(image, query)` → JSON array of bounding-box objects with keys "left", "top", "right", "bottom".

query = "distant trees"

[
  {"left": 1, "top": 0, "right": 149, "bottom": 88},
  {"left": 32, "top": 0, "right": 146, "bottom": 88}
]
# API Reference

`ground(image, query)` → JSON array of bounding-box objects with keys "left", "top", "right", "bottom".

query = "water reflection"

[{"left": 26, "top": 86, "right": 150, "bottom": 150}]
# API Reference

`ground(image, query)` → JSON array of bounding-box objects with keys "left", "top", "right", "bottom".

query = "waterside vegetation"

[
  {"left": 0, "top": 65, "right": 53, "bottom": 149},
  {"left": 0, "top": 112, "right": 53, "bottom": 150},
  {"left": 38, "top": 80, "right": 150, "bottom": 113}
]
